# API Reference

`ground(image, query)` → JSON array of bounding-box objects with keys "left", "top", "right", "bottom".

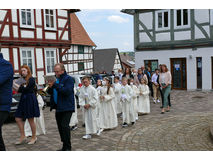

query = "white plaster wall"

[
  {"left": 0, "top": 10, "right": 7, "bottom": 21},
  {"left": 58, "top": 19, "right": 67, "bottom": 28},
  {"left": 139, "top": 12, "right": 153, "bottom": 30},
  {"left": 61, "top": 31, "right": 68, "bottom": 40},
  {"left": 135, "top": 47, "right": 213, "bottom": 90},
  {"left": 45, "top": 32, "right": 56, "bottom": 39},
  {"left": 11, "top": 9, "right": 17, "bottom": 23},
  {"left": 21, "top": 30, "right": 34, "bottom": 38},
  {"left": 84, "top": 46, "right": 88, "bottom": 53},
  {"left": 194, "top": 9, "right": 209, "bottom": 24},
  {"left": 74, "top": 46, "right": 78, "bottom": 53},
  {"left": 156, "top": 32, "right": 171, "bottom": 41},
  {"left": 13, "top": 26, "right": 18, "bottom": 38},
  {"left": 36, "top": 28, "right": 42, "bottom": 39},
  {"left": 13, "top": 48, "right": 18, "bottom": 70},
  {"left": 139, "top": 32, "right": 152, "bottom": 43},
  {"left": 58, "top": 10, "right": 67, "bottom": 17},
  {"left": 174, "top": 31, "right": 191, "bottom": 41},
  {"left": 2, "top": 25, "right": 10, "bottom": 37},
  {"left": 36, "top": 9, "right": 42, "bottom": 26},
  {"left": 36, "top": 48, "right": 43, "bottom": 68},
  {"left": 74, "top": 64, "right": 78, "bottom": 71},
  {"left": 37, "top": 71, "right": 45, "bottom": 85},
  {"left": 1, "top": 48, "right": 9, "bottom": 61},
  {"left": 79, "top": 54, "right": 83, "bottom": 59}
]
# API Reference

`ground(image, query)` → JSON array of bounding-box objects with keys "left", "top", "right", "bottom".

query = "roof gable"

[{"left": 70, "top": 13, "right": 96, "bottom": 47}]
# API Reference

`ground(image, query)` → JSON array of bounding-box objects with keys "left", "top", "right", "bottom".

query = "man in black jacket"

[
  {"left": 0, "top": 47, "right": 14, "bottom": 151},
  {"left": 48, "top": 63, "right": 75, "bottom": 151}
]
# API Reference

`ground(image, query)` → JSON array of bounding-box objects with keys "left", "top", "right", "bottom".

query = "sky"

[{"left": 76, "top": 9, "right": 134, "bottom": 52}]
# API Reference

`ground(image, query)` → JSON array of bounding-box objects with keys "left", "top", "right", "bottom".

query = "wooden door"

[{"left": 170, "top": 58, "right": 187, "bottom": 90}]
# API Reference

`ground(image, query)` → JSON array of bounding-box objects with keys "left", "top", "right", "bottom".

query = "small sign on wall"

[{"left": 175, "top": 64, "right": 180, "bottom": 71}]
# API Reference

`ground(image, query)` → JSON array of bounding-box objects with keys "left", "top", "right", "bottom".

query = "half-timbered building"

[
  {"left": 122, "top": 9, "right": 213, "bottom": 90},
  {"left": 0, "top": 9, "right": 79, "bottom": 85},
  {"left": 62, "top": 13, "right": 96, "bottom": 74}
]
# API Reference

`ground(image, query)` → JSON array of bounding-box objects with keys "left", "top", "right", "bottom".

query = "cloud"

[
  {"left": 123, "top": 42, "right": 131, "bottom": 46},
  {"left": 107, "top": 15, "right": 129, "bottom": 23}
]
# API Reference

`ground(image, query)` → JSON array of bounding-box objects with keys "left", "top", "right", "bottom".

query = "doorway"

[{"left": 170, "top": 58, "right": 187, "bottom": 90}]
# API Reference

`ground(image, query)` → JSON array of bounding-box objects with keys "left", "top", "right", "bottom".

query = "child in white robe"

[
  {"left": 129, "top": 78, "right": 139, "bottom": 121},
  {"left": 24, "top": 93, "right": 46, "bottom": 136},
  {"left": 69, "top": 88, "right": 78, "bottom": 131},
  {"left": 120, "top": 77, "right": 134, "bottom": 127},
  {"left": 96, "top": 79, "right": 102, "bottom": 128},
  {"left": 99, "top": 77, "right": 118, "bottom": 132},
  {"left": 138, "top": 77, "right": 150, "bottom": 114},
  {"left": 79, "top": 76, "right": 99, "bottom": 139},
  {"left": 113, "top": 76, "right": 122, "bottom": 115}
]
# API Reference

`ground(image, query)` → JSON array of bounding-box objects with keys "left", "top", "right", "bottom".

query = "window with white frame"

[
  {"left": 174, "top": 9, "right": 190, "bottom": 29},
  {"left": 44, "top": 9, "right": 56, "bottom": 30},
  {"left": 155, "top": 10, "right": 170, "bottom": 31},
  {"left": 20, "top": 9, "right": 34, "bottom": 28},
  {"left": 45, "top": 50, "right": 56, "bottom": 74},
  {"left": 20, "top": 48, "right": 35, "bottom": 75},
  {"left": 210, "top": 9, "right": 213, "bottom": 25}
]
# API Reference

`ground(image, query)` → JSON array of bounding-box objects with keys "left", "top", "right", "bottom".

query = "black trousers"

[
  {"left": 55, "top": 111, "right": 73, "bottom": 151},
  {"left": 159, "top": 88, "right": 171, "bottom": 108},
  {"left": 0, "top": 111, "right": 9, "bottom": 151}
]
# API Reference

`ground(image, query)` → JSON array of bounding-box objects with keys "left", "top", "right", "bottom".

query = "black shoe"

[
  {"left": 82, "top": 124, "right": 85, "bottom": 127},
  {"left": 161, "top": 112, "right": 165, "bottom": 114},
  {"left": 131, "top": 122, "right": 135, "bottom": 125},
  {"left": 122, "top": 123, "right": 128, "bottom": 127}
]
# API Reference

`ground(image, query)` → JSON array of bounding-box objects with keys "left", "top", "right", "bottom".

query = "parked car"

[{"left": 9, "top": 75, "right": 21, "bottom": 119}]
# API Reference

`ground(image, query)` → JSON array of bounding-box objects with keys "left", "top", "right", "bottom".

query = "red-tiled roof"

[{"left": 70, "top": 13, "right": 96, "bottom": 47}]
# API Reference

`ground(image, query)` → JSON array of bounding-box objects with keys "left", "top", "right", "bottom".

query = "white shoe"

[
  {"left": 135, "top": 117, "right": 138, "bottom": 121},
  {"left": 97, "top": 128, "right": 104, "bottom": 136},
  {"left": 154, "top": 100, "right": 156, "bottom": 104},
  {"left": 157, "top": 99, "right": 160, "bottom": 103},
  {"left": 82, "top": 134, "right": 92, "bottom": 139}
]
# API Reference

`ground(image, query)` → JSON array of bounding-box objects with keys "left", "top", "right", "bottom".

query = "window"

[
  {"left": 155, "top": 10, "right": 170, "bottom": 31},
  {"left": 144, "top": 60, "right": 158, "bottom": 72},
  {"left": 45, "top": 50, "right": 56, "bottom": 74},
  {"left": 20, "top": 9, "right": 34, "bottom": 28},
  {"left": 174, "top": 9, "right": 190, "bottom": 29},
  {"left": 20, "top": 48, "right": 35, "bottom": 75},
  {"left": 44, "top": 9, "right": 56, "bottom": 30},
  {"left": 78, "top": 46, "right": 84, "bottom": 54},
  {"left": 78, "top": 62, "right": 84, "bottom": 71}
]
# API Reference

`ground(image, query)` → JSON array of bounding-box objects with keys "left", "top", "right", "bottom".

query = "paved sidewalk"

[{"left": 3, "top": 90, "right": 213, "bottom": 151}]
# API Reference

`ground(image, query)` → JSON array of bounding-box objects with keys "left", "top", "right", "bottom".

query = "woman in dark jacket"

[
  {"left": 14, "top": 65, "right": 40, "bottom": 145},
  {"left": 122, "top": 68, "right": 134, "bottom": 80}
]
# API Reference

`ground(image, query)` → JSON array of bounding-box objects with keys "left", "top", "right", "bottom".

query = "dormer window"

[
  {"left": 155, "top": 10, "right": 170, "bottom": 31},
  {"left": 174, "top": 9, "right": 190, "bottom": 29}
]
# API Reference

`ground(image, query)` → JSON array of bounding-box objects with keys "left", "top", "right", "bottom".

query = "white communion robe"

[
  {"left": 99, "top": 86, "right": 118, "bottom": 129},
  {"left": 130, "top": 84, "right": 139, "bottom": 121},
  {"left": 120, "top": 84, "right": 133, "bottom": 124},
  {"left": 24, "top": 94, "right": 46, "bottom": 136},
  {"left": 69, "top": 88, "right": 78, "bottom": 127},
  {"left": 96, "top": 86, "right": 102, "bottom": 128},
  {"left": 79, "top": 85, "right": 99, "bottom": 135},
  {"left": 113, "top": 82, "right": 122, "bottom": 114},
  {"left": 138, "top": 84, "right": 150, "bottom": 114}
]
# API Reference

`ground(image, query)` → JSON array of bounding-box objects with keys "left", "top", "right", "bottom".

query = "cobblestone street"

[{"left": 3, "top": 90, "right": 213, "bottom": 151}]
